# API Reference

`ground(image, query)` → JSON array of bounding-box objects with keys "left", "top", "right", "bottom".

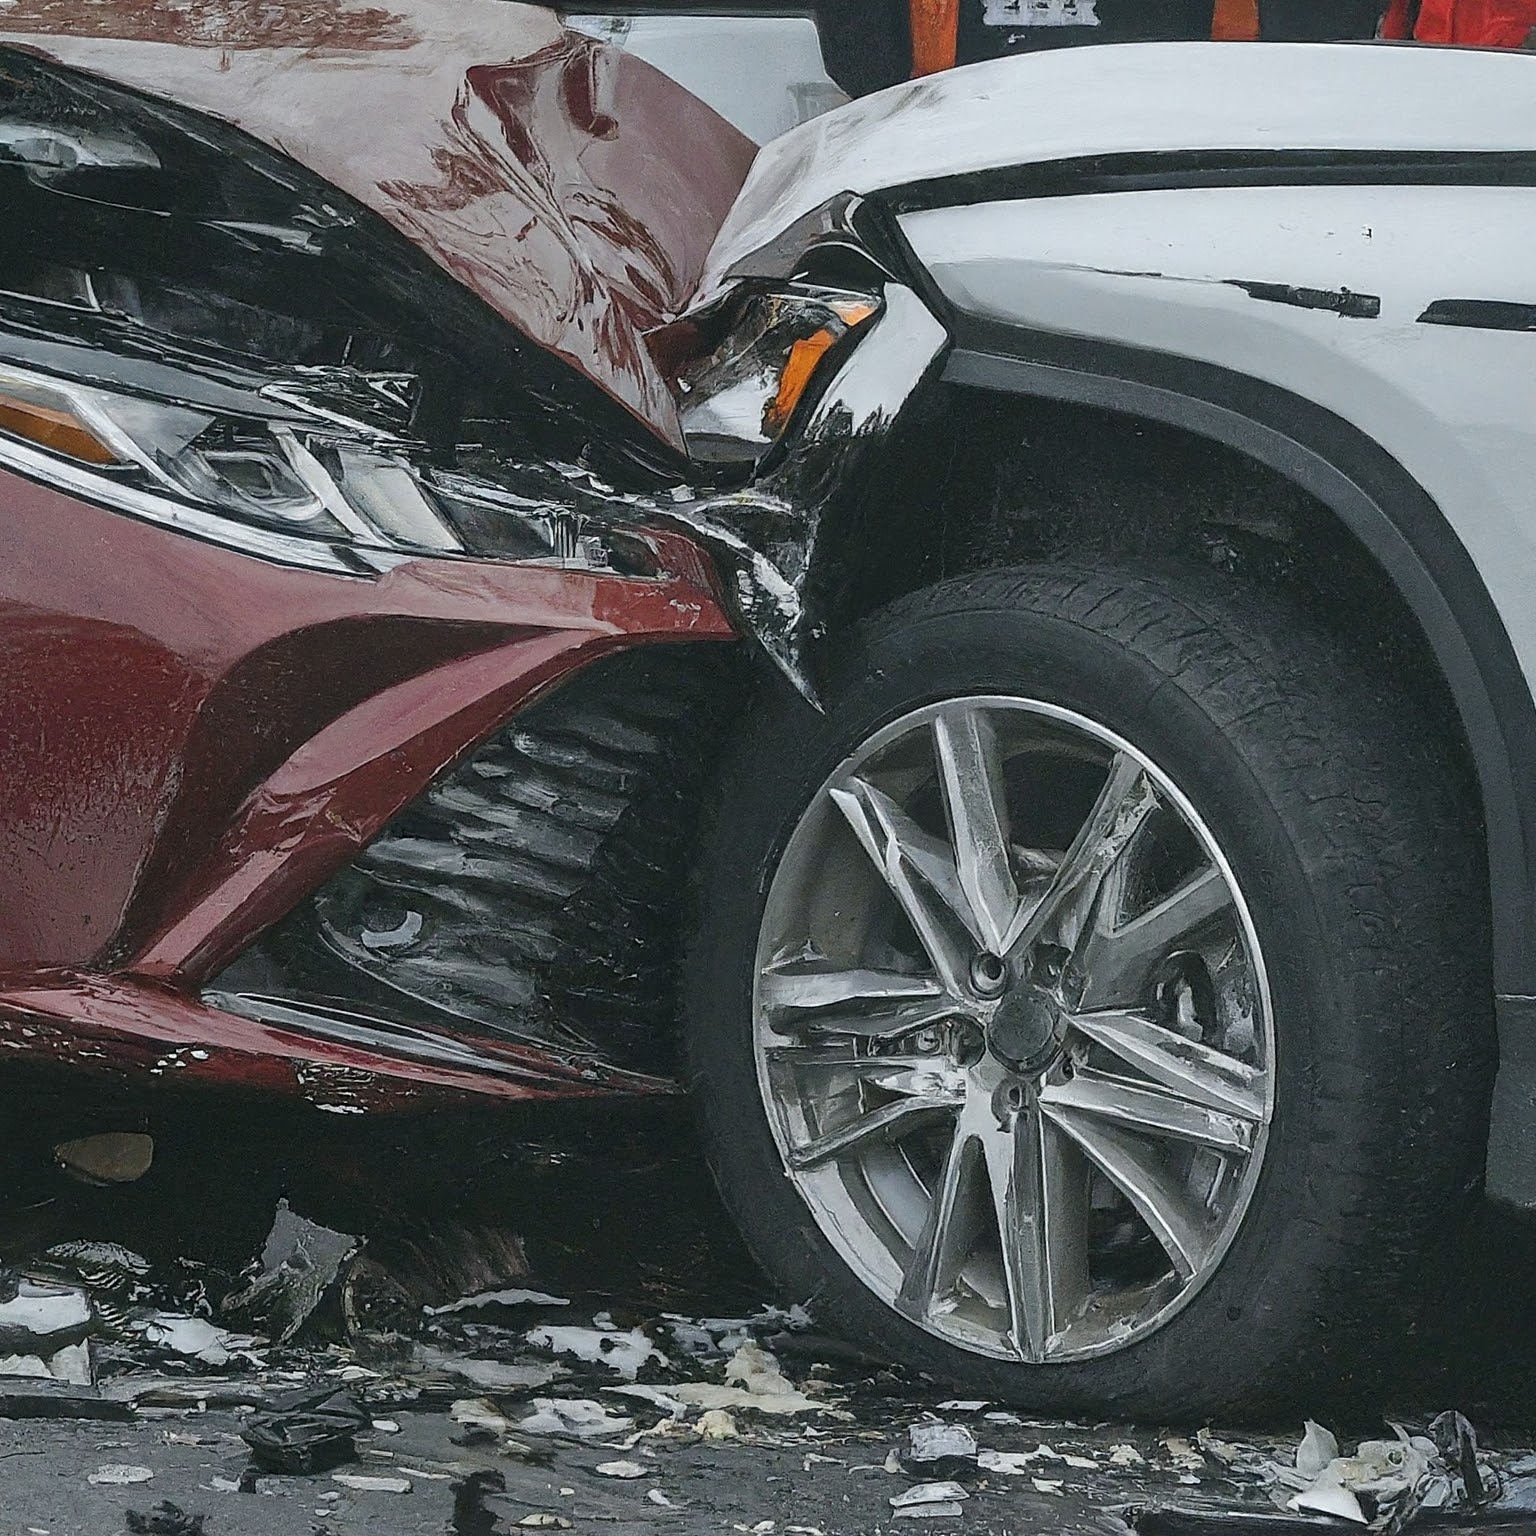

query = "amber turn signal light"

[
  {"left": 764, "top": 301, "right": 879, "bottom": 434},
  {"left": 0, "top": 390, "right": 122, "bottom": 465}
]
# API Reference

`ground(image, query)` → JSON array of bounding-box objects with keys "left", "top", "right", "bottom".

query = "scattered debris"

[
  {"left": 595, "top": 1459, "right": 648, "bottom": 1479},
  {"left": 517, "top": 1398, "right": 636, "bottom": 1439},
  {"left": 891, "top": 1481, "right": 969, "bottom": 1519},
  {"left": 124, "top": 1504, "right": 205, "bottom": 1536},
  {"left": 332, "top": 1471, "right": 413, "bottom": 1493},
  {"left": 240, "top": 1386, "right": 369, "bottom": 1475},
  {"left": 223, "top": 1202, "right": 359, "bottom": 1344},
  {"left": 415, "top": 1344, "right": 559, "bottom": 1392},
  {"left": 0, "top": 1281, "right": 91, "bottom": 1354},
  {"left": 663, "top": 1342, "right": 819, "bottom": 1416},
  {"left": 525, "top": 1321, "right": 666, "bottom": 1380},
  {"left": 427, "top": 1288, "right": 571, "bottom": 1315},
  {"left": 698, "top": 1408, "right": 740, "bottom": 1440},
  {"left": 1032, "top": 1477, "right": 1065, "bottom": 1496},
  {"left": 902, "top": 1421, "right": 979, "bottom": 1472},
  {"left": 140, "top": 1315, "right": 253, "bottom": 1367},
  {"left": 89, "top": 1464, "right": 155, "bottom": 1485}
]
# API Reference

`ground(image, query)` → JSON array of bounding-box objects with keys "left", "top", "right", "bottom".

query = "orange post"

[
  {"left": 910, "top": 0, "right": 961, "bottom": 75},
  {"left": 1211, "top": 0, "right": 1261, "bottom": 38}
]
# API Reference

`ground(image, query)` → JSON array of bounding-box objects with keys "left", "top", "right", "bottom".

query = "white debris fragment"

[
  {"left": 88, "top": 1465, "right": 154, "bottom": 1486},
  {"left": 647, "top": 1489, "right": 675, "bottom": 1507},
  {"left": 1032, "top": 1478, "right": 1065, "bottom": 1495},
  {"left": 609, "top": 1384, "right": 688, "bottom": 1416},
  {"left": 333, "top": 1472, "right": 413, "bottom": 1494},
  {"left": 663, "top": 1342, "right": 818, "bottom": 1416},
  {"left": 525, "top": 1323, "right": 667, "bottom": 1380},
  {"left": 1297, "top": 1421, "right": 1341, "bottom": 1480},
  {"left": 0, "top": 1284, "right": 91, "bottom": 1345},
  {"left": 1196, "top": 1429, "right": 1245, "bottom": 1466},
  {"left": 450, "top": 1398, "right": 513, "bottom": 1436},
  {"left": 209, "top": 1477, "right": 242, "bottom": 1492},
  {"left": 1108, "top": 1444, "right": 1145, "bottom": 1467},
  {"left": 426, "top": 1288, "right": 571, "bottom": 1315},
  {"left": 978, "top": 1450, "right": 1048, "bottom": 1474},
  {"left": 938, "top": 1400, "right": 989, "bottom": 1412},
  {"left": 1162, "top": 1435, "right": 1205, "bottom": 1472},
  {"left": 371, "top": 1418, "right": 401, "bottom": 1434},
  {"left": 0, "top": 1355, "right": 53, "bottom": 1379},
  {"left": 595, "top": 1460, "right": 647, "bottom": 1479},
  {"left": 891, "top": 1481, "right": 969, "bottom": 1519},
  {"left": 983, "top": 1411, "right": 1024, "bottom": 1425},
  {"left": 518, "top": 1398, "right": 635, "bottom": 1439},
  {"left": 518, "top": 1517, "right": 572, "bottom": 1529},
  {"left": 698, "top": 1408, "right": 740, "bottom": 1441},
  {"left": 141, "top": 1315, "right": 252, "bottom": 1367},
  {"left": 416, "top": 1346, "right": 557, "bottom": 1392},
  {"left": 1288, "top": 1482, "right": 1368, "bottom": 1524},
  {"left": 45, "top": 1343, "right": 93, "bottom": 1386},
  {"left": 904, "top": 1423, "right": 978, "bottom": 1464}
]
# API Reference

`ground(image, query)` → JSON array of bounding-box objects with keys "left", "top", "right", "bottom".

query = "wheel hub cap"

[{"left": 985, "top": 985, "right": 1062, "bottom": 1075}]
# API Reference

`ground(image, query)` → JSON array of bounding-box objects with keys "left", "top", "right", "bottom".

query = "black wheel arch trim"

[{"left": 942, "top": 320, "right": 1535, "bottom": 1194}]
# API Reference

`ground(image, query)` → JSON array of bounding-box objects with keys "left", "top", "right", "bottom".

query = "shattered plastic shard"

[
  {"left": 595, "top": 1460, "right": 648, "bottom": 1479},
  {"left": 1296, "top": 1421, "right": 1341, "bottom": 1480},
  {"left": 891, "top": 1482, "right": 970, "bottom": 1509},
  {"left": 903, "top": 1422, "right": 979, "bottom": 1466},
  {"left": 524, "top": 1323, "right": 666, "bottom": 1379},
  {"left": 89, "top": 1465, "right": 155, "bottom": 1485},
  {"left": 331, "top": 1472, "right": 413, "bottom": 1493},
  {"left": 518, "top": 1398, "right": 636, "bottom": 1439}
]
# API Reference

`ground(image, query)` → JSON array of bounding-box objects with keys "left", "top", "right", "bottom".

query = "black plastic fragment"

[
  {"left": 0, "top": 1385, "right": 134, "bottom": 1421},
  {"left": 125, "top": 1504, "right": 206, "bottom": 1536},
  {"left": 1229, "top": 281, "right": 1382, "bottom": 320},
  {"left": 239, "top": 1384, "right": 368, "bottom": 1474},
  {"left": 1419, "top": 299, "right": 1536, "bottom": 332},
  {"left": 1432, "top": 1410, "right": 1490, "bottom": 1507},
  {"left": 1135, "top": 1506, "right": 1350, "bottom": 1533}
]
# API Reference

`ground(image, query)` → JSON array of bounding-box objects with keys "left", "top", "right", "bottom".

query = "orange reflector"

[
  {"left": 910, "top": 0, "right": 960, "bottom": 75},
  {"left": 1211, "top": 0, "right": 1261, "bottom": 39},
  {"left": 0, "top": 392, "right": 121, "bottom": 465},
  {"left": 765, "top": 302, "right": 879, "bottom": 435}
]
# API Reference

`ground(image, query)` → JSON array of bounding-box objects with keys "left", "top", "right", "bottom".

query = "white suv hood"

[{"left": 699, "top": 40, "right": 1536, "bottom": 301}]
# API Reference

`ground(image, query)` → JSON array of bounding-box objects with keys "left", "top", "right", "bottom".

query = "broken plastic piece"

[
  {"left": 517, "top": 1398, "right": 635, "bottom": 1439},
  {"left": 903, "top": 1422, "right": 979, "bottom": 1469},
  {"left": 223, "top": 1200, "right": 359, "bottom": 1343},
  {"left": 240, "top": 1385, "right": 369, "bottom": 1475},
  {"left": 89, "top": 1464, "right": 155, "bottom": 1485},
  {"left": 524, "top": 1322, "right": 666, "bottom": 1379},
  {"left": 595, "top": 1460, "right": 648, "bottom": 1479},
  {"left": 125, "top": 1504, "right": 205, "bottom": 1536},
  {"left": 332, "top": 1472, "right": 413, "bottom": 1493}
]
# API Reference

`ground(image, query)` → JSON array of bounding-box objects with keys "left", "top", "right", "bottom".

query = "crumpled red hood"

[{"left": 0, "top": 0, "right": 757, "bottom": 447}]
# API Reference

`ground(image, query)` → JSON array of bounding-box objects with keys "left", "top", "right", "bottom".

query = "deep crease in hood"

[
  {"left": 698, "top": 40, "right": 1536, "bottom": 305},
  {"left": 0, "top": 0, "right": 757, "bottom": 449}
]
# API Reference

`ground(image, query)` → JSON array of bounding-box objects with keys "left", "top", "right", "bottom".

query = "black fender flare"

[{"left": 942, "top": 319, "right": 1536, "bottom": 1203}]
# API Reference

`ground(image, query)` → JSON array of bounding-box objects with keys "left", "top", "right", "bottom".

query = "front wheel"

[{"left": 684, "top": 564, "right": 1493, "bottom": 1419}]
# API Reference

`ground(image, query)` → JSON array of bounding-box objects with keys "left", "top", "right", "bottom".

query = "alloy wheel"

[{"left": 753, "top": 697, "right": 1274, "bottom": 1363}]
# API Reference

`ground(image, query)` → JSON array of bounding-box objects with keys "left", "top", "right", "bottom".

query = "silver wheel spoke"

[
  {"left": 934, "top": 707, "right": 1020, "bottom": 954},
  {"left": 1074, "top": 865, "right": 1234, "bottom": 1012},
  {"left": 761, "top": 963, "right": 953, "bottom": 1039},
  {"left": 832, "top": 779, "right": 976, "bottom": 992},
  {"left": 1040, "top": 1070, "right": 1255, "bottom": 1154},
  {"left": 898, "top": 1124, "right": 981, "bottom": 1322},
  {"left": 765, "top": 1047, "right": 967, "bottom": 1102},
  {"left": 1004, "top": 753, "right": 1158, "bottom": 957},
  {"left": 1069, "top": 1009, "right": 1266, "bottom": 1121},
  {"left": 787, "top": 1096, "right": 960, "bottom": 1172},
  {"left": 1041, "top": 1108, "right": 1214, "bottom": 1278},
  {"left": 982, "top": 1109, "right": 1090, "bottom": 1362}
]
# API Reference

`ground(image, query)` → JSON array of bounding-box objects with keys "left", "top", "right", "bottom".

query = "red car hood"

[{"left": 0, "top": 0, "right": 757, "bottom": 448}]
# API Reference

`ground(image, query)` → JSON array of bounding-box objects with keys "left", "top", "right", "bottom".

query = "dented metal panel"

[
  {"left": 697, "top": 41, "right": 1536, "bottom": 305},
  {"left": 0, "top": 0, "right": 757, "bottom": 445}
]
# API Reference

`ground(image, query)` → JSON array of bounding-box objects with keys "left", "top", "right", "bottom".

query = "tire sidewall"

[{"left": 686, "top": 575, "right": 1388, "bottom": 1415}]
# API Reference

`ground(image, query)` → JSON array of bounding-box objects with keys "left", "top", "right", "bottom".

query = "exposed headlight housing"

[
  {"left": 0, "top": 362, "right": 672, "bottom": 580},
  {"left": 676, "top": 284, "right": 880, "bottom": 465}
]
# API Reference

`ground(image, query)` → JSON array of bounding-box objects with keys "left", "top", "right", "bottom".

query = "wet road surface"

[{"left": 0, "top": 1087, "right": 1534, "bottom": 1535}]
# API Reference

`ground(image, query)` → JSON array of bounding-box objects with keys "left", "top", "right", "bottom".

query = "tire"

[{"left": 683, "top": 562, "right": 1494, "bottom": 1420}]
